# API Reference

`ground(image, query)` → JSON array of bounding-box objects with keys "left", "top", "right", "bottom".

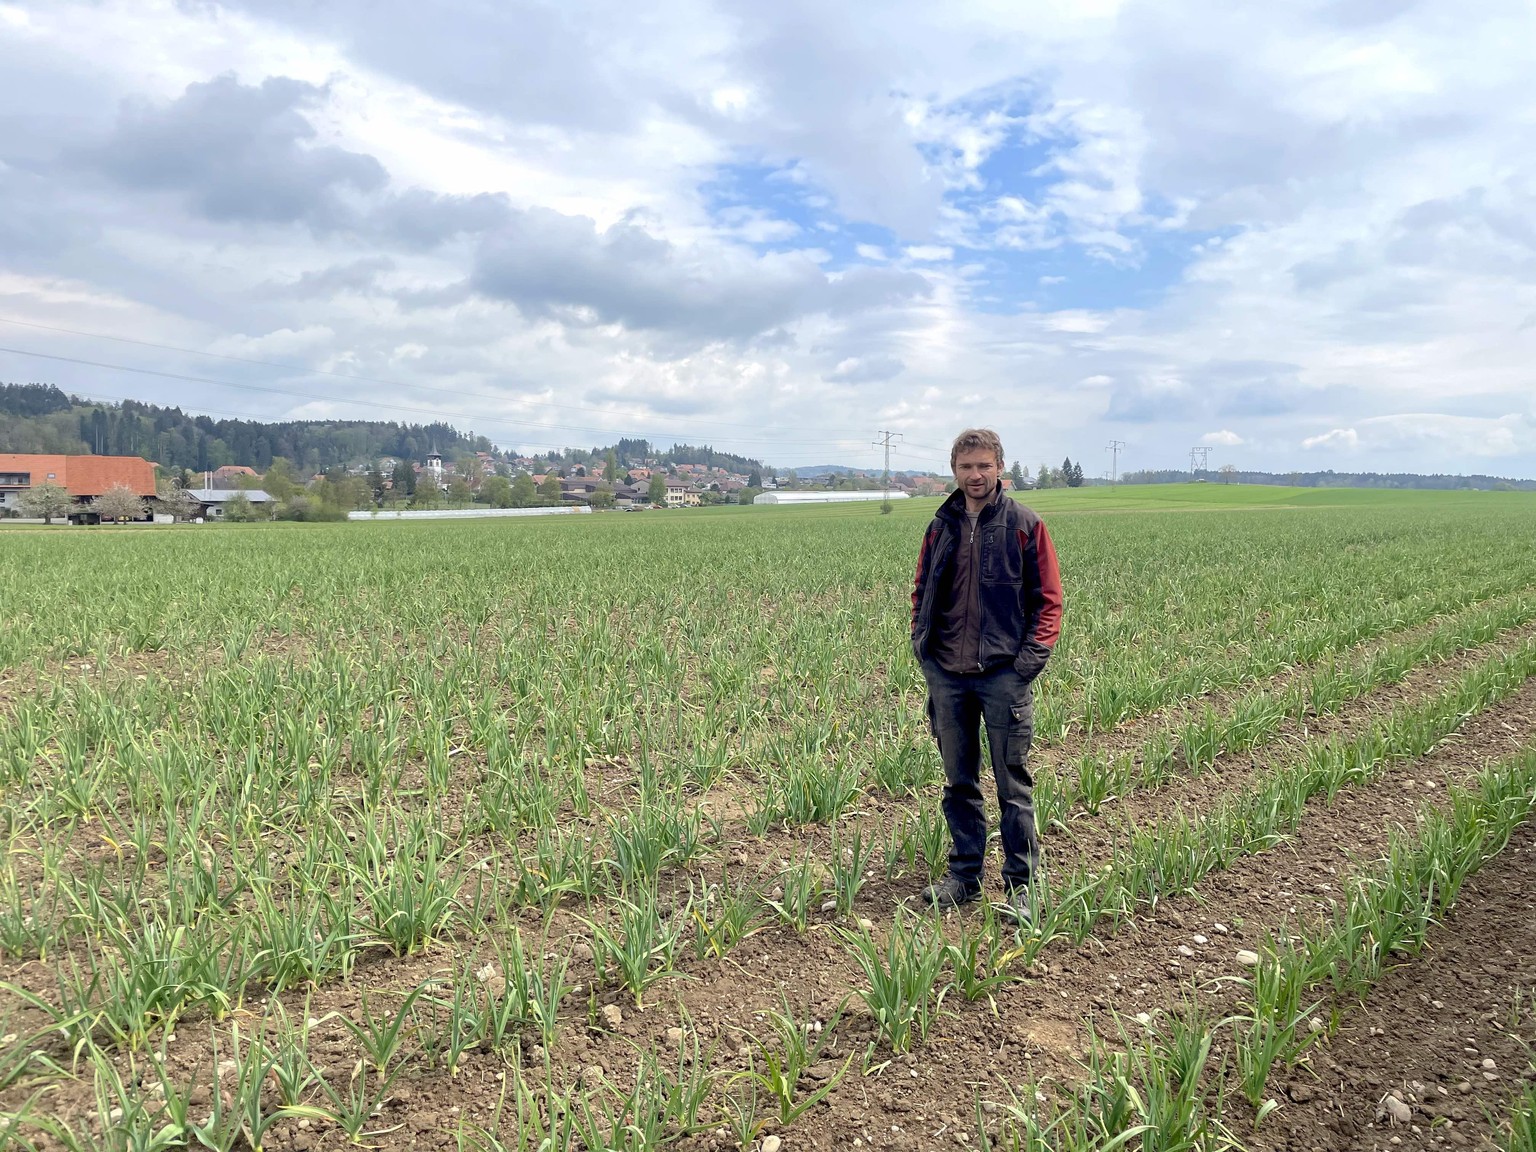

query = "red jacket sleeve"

[
  {"left": 1027, "top": 520, "right": 1063, "bottom": 648},
  {"left": 910, "top": 529, "right": 931, "bottom": 633}
]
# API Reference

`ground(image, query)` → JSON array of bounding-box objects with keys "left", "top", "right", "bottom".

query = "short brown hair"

[{"left": 950, "top": 428, "right": 1005, "bottom": 470}]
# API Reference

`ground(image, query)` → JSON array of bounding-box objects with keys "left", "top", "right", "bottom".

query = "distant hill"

[
  {"left": 785, "top": 463, "right": 938, "bottom": 478},
  {"left": 1122, "top": 467, "right": 1536, "bottom": 492},
  {"left": 0, "top": 383, "right": 491, "bottom": 474}
]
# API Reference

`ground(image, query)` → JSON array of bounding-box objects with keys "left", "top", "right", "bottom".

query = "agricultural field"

[{"left": 2, "top": 484, "right": 1536, "bottom": 1152}]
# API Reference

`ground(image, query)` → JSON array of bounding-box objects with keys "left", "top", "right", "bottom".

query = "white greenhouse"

[{"left": 752, "top": 491, "right": 911, "bottom": 505}]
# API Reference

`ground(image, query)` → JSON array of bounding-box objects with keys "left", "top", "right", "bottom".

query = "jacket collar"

[{"left": 938, "top": 480, "right": 1005, "bottom": 524}]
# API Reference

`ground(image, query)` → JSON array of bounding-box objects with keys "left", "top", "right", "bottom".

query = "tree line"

[{"left": 0, "top": 384, "right": 488, "bottom": 474}]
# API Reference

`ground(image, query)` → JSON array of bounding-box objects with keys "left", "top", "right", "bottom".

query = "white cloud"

[
  {"left": 3, "top": 0, "right": 1536, "bottom": 477},
  {"left": 1302, "top": 428, "right": 1359, "bottom": 451},
  {"left": 1201, "top": 429, "right": 1244, "bottom": 446},
  {"left": 903, "top": 245, "right": 954, "bottom": 262},
  {"left": 1043, "top": 311, "right": 1108, "bottom": 333}
]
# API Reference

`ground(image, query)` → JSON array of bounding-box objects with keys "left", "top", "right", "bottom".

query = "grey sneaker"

[
  {"left": 996, "top": 887, "right": 1033, "bottom": 927},
  {"left": 921, "top": 875, "right": 981, "bottom": 909}
]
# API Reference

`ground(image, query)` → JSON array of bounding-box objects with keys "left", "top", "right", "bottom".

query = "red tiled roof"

[{"left": 0, "top": 454, "right": 156, "bottom": 498}]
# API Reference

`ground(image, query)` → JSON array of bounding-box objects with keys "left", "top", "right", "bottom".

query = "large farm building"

[{"left": 0, "top": 453, "right": 157, "bottom": 520}]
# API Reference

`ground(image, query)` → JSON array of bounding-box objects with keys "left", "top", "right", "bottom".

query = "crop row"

[
  {"left": 8, "top": 506, "right": 1536, "bottom": 752},
  {"left": 986, "top": 739, "right": 1536, "bottom": 1151},
  {"left": 10, "top": 657, "right": 1533, "bottom": 1152}
]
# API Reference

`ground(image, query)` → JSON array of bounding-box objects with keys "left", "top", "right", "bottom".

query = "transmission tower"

[
  {"left": 1105, "top": 439, "right": 1126, "bottom": 483},
  {"left": 1188, "top": 446, "right": 1212, "bottom": 479},
  {"left": 873, "top": 430, "right": 902, "bottom": 513}
]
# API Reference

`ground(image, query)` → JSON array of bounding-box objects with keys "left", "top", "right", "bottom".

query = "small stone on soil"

[
  {"left": 601, "top": 1005, "right": 623, "bottom": 1029},
  {"left": 1381, "top": 1097, "right": 1412, "bottom": 1125},
  {"left": 1235, "top": 949, "right": 1260, "bottom": 966},
  {"left": 761, "top": 1136, "right": 782, "bottom": 1152}
]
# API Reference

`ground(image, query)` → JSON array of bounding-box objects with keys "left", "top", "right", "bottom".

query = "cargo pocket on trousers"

[{"left": 1005, "top": 704, "right": 1034, "bottom": 771}]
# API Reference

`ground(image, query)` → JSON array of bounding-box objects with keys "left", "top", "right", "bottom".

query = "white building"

[{"left": 185, "top": 488, "right": 275, "bottom": 518}]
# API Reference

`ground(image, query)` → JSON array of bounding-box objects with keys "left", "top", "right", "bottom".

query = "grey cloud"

[
  {"left": 583, "top": 387, "right": 716, "bottom": 416},
  {"left": 689, "top": 1, "right": 944, "bottom": 237},
  {"left": 1116, "top": 6, "right": 1482, "bottom": 233},
  {"left": 1320, "top": 0, "right": 1419, "bottom": 27},
  {"left": 1105, "top": 376, "right": 1196, "bottom": 423},
  {"left": 227, "top": 0, "right": 635, "bottom": 132},
  {"left": 78, "top": 74, "right": 387, "bottom": 227},
  {"left": 369, "top": 189, "right": 513, "bottom": 248},
  {"left": 1105, "top": 360, "right": 1320, "bottom": 423},
  {"left": 824, "top": 355, "right": 905, "bottom": 383},
  {"left": 279, "top": 258, "right": 397, "bottom": 298},
  {"left": 1385, "top": 187, "right": 1536, "bottom": 273},
  {"left": 470, "top": 207, "right": 929, "bottom": 339},
  {"left": 1197, "top": 359, "right": 1305, "bottom": 417},
  {"left": 0, "top": 164, "right": 92, "bottom": 259}
]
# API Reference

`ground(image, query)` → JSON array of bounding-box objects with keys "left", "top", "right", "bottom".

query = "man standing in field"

[{"left": 910, "top": 429, "right": 1063, "bottom": 924}]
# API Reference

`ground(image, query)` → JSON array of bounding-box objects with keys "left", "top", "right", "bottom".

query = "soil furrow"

[
  {"left": 1044, "top": 618, "right": 1536, "bottom": 866},
  {"left": 1034, "top": 586, "right": 1536, "bottom": 769},
  {"left": 1253, "top": 819, "right": 1536, "bottom": 1152},
  {"left": 759, "top": 672, "right": 1536, "bottom": 1150}
]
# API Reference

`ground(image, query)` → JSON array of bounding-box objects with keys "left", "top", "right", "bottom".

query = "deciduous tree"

[
  {"left": 92, "top": 484, "right": 146, "bottom": 523},
  {"left": 155, "top": 480, "right": 196, "bottom": 521},
  {"left": 222, "top": 492, "right": 258, "bottom": 522},
  {"left": 18, "top": 482, "right": 74, "bottom": 524},
  {"left": 480, "top": 475, "right": 513, "bottom": 507}
]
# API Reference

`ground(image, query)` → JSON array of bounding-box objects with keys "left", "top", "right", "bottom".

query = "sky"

[{"left": 1, "top": 0, "right": 1534, "bottom": 477}]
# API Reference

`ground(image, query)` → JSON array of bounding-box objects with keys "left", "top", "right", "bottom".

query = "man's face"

[{"left": 953, "top": 448, "right": 1001, "bottom": 500}]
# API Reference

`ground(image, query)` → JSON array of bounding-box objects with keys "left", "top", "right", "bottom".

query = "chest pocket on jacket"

[{"left": 980, "top": 525, "right": 1022, "bottom": 586}]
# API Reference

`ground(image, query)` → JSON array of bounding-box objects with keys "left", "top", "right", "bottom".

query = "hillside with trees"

[{"left": 0, "top": 384, "right": 490, "bottom": 474}]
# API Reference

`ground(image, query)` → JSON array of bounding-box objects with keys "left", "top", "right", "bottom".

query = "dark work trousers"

[{"left": 921, "top": 659, "right": 1039, "bottom": 892}]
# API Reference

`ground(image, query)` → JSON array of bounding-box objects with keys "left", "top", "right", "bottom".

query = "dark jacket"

[{"left": 910, "top": 483, "right": 1063, "bottom": 680}]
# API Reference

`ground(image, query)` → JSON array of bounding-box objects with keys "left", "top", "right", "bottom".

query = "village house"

[
  {"left": 184, "top": 489, "right": 276, "bottom": 519},
  {"left": 662, "top": 477, "right": 701, "bottom": 507},
  {"left": 209, "top": 464, "right": 259, "bottom": 488},
  {"left": 0, "top": 453, "right": 157, "bottom": 521}
]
